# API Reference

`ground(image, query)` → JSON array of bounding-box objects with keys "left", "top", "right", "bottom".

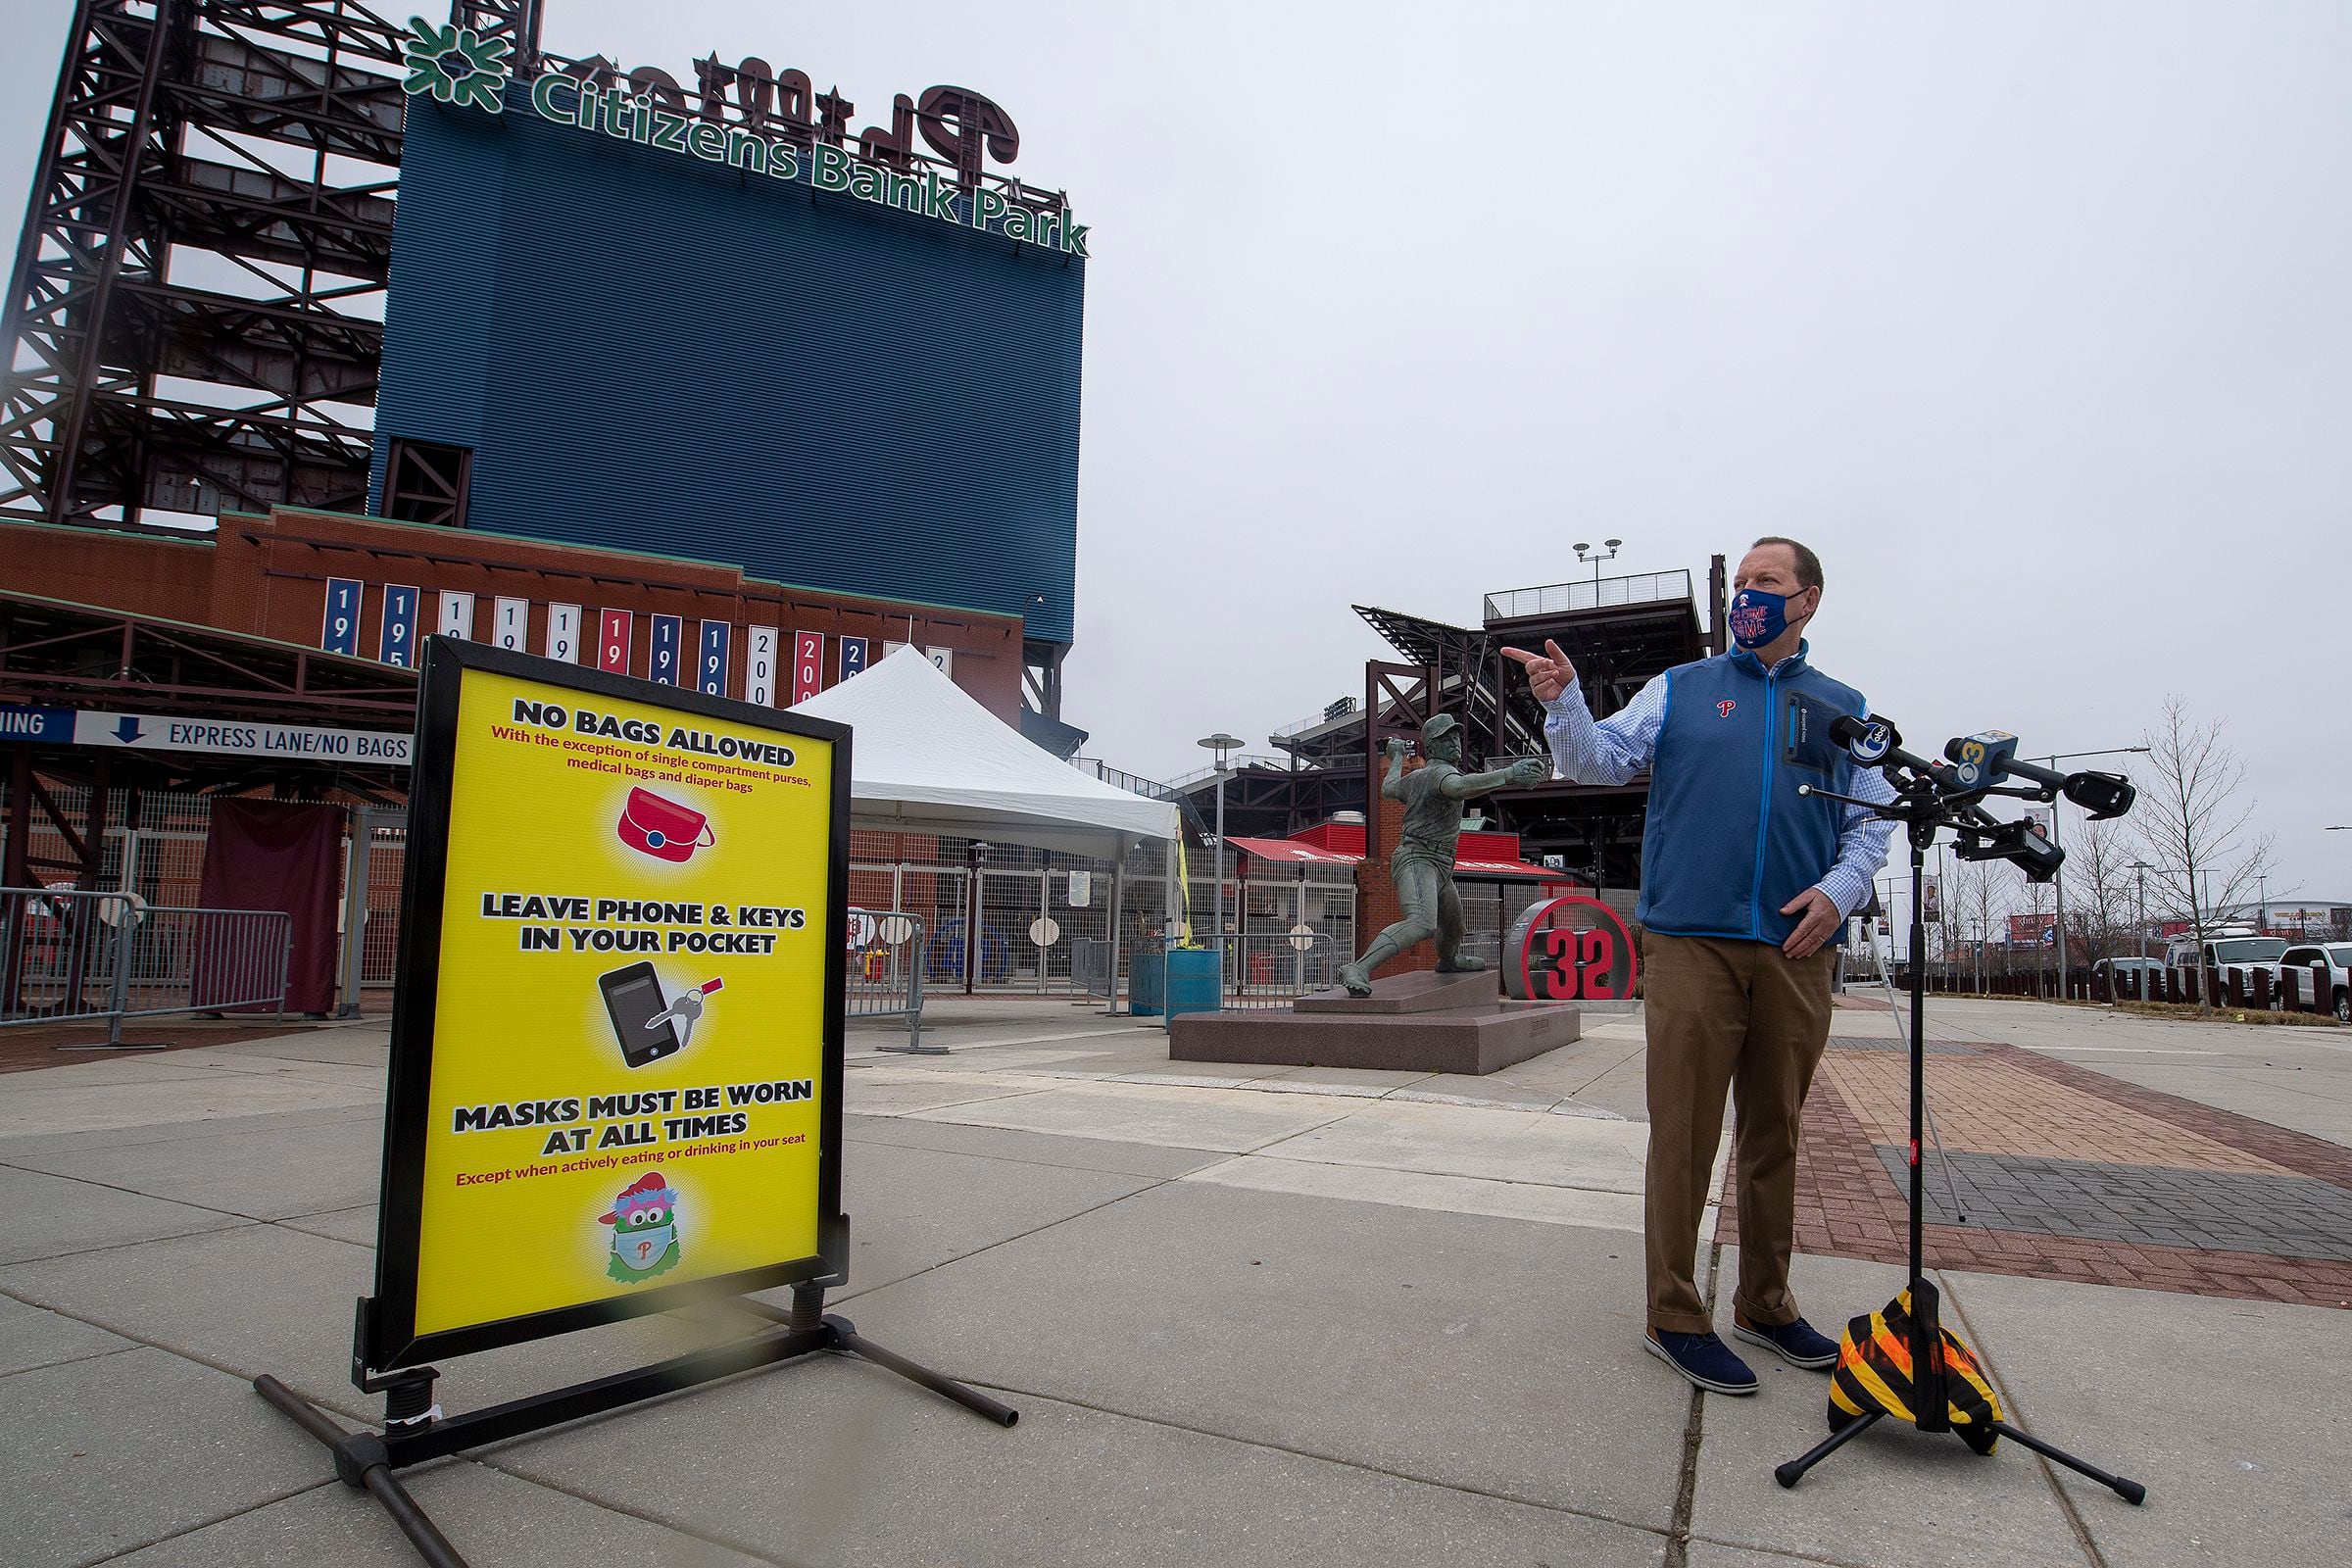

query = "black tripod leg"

[
  {"left": 254, "top": 1376, "right": 470, "bottom": 1567},
  {"left": 1985, "top": 1420, "right": 2146, "bottom": 1505},
  {"left": 1775, "top": 1409, "right": 1882, "bottom": 1489},
  {"left": 825, "top": 1316, "right": 1019, "bottom": 1427}
]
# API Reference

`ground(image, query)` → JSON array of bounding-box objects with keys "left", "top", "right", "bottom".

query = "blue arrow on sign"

[{"left": 112, "top": 716, "right": 143, "bottom": 743}]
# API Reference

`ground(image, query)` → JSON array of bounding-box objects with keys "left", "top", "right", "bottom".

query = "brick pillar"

[{"left": 1352, "top": 780, "right": 1436, "bottom": 979}]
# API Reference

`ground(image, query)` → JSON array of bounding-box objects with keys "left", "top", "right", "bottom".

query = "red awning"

[
  {"left": 1228, "top": 836, "right": 1565, "bottom": 882},
  {"left": 1452, "top": 856, "right": 1562, "bottom": 880},
  {"left": 1226, "top": 836, "right": 1361, "bottom": 866}
]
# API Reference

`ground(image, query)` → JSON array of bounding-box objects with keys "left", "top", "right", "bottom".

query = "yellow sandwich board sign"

[
  {"left": 261, "top": 638, "right": 1008, "bottom": 1566},
  {"left": 362, "top": 637, "right": 851, "bottom": 1367}
]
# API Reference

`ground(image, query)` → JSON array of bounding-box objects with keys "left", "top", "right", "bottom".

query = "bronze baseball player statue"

[{"left": 1337, "top": 713, "right": 1547, "bottom": 996}]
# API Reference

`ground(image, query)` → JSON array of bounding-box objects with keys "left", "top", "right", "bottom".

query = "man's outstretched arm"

[{"left": 1503, "top": 639, "right": 1664, "bottom": 786}]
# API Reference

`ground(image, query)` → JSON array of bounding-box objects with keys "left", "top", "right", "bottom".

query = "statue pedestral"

[{"left": 1169, "top": 967, "right": 1580, "bottom": 1075}]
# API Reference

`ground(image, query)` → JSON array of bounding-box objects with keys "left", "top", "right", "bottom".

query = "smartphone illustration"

[{"left": 599, "top": 961, "right": 680, "bottom": 1069}]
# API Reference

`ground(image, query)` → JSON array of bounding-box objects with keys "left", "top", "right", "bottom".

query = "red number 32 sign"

[{"left": 1502, "top": 895, "right": 1640, "bottom": 1003}]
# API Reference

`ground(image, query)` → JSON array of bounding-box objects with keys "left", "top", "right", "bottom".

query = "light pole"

[
  {"left": 1197, "top": 733, "right": 1244, "bottom": 975},
  {"left": 1574, "top": 538, "right": 1622, "bottom": 602},
  {"left": 2129, "top": 860, "right": 2153, "bottom": 962},
  {"left": 2036, "top": 746, "right": 2149, "bottom": 995}
]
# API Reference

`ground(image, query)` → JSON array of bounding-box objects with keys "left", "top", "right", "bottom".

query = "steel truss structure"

[{"left": 0, "top": 1, "right": 545, "bottom": 533}]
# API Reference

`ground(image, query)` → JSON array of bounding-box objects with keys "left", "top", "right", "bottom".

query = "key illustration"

[{"left": 646, "top": 976, "right": 724, "bottom": 1050}]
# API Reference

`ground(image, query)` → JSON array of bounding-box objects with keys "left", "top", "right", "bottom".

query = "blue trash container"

[
  {"left": 1166, "top": 947, "right": 1221, "bottom": 1019},
  {"left": 1130, "top": 944, "right": 1166, "bottom": 1015}
]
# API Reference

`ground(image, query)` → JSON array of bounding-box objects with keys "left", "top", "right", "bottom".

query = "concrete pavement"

[{"left": 0, "top": 997, "right": 2343, "bottom": 1565}]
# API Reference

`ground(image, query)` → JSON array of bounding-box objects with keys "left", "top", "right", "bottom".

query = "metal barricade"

[
  {"left": 0, "top": 887, "right": 292, "bottom": 1048},
  {"left": 846, "top": 909, "right": 934, "bottom": 1055},
  {"left": 1203, "top": 930, "right": 1344, "bottom": 1010},
  {"left": 1071, "top": 936, "right": 1114, "bottom": 999}
]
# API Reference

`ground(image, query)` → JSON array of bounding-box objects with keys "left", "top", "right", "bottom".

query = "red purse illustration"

[{"left": 616, "top": 787, "right": 714, "bottom": 863}]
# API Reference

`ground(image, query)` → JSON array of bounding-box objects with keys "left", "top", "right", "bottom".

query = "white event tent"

[{"left": 788, "top": 645, "right": 1179, "bottom": 860}]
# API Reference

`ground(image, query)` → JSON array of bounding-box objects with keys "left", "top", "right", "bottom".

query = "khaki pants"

[{"left": 1642, "top": 932, "right": 1836, "bottom": 1335}]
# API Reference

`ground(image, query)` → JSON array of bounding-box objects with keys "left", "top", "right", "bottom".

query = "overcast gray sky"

[{"left": 7, "top": 2, "right": 2349, "bottom": 901}]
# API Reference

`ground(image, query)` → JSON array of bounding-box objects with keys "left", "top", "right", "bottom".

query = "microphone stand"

[{"left": 1770, "top": 765, "right": 2145, "bottom": 1504}]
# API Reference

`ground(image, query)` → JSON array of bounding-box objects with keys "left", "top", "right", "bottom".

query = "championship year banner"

[{"left": 366, "top": 637, "right": 852, "bottom": 1369}]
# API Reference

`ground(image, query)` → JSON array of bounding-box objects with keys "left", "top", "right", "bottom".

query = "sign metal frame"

[{"left": 261, "top": 632, "right": 1007, "bottom": 1567}]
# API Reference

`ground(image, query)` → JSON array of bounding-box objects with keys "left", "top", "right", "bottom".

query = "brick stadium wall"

[
  {"left": 1, "top": 522, "right": 212, "bottom": 620},
  {"left": 0, "top": 508, "right": 1027, "bottom": 723}
]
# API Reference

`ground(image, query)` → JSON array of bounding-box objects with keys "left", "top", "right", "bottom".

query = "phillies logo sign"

[
  {"left": 1716, "top": 699, "right": 1737, "bottom": 718},
  {"left": 1502, "top": 896, "right": 1639, "bottom": 1003}
]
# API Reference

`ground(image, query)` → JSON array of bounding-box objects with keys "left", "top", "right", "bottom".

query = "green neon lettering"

[
  {"left": 653, "top": 109, "right": 690, "bottom": 154},
  {"left": 686, "top": 121, "right": 725, "bottom": 162},
  {"left": 973, "top": 189, "right": 1007, "bottom": 230},
  {"left": 812, "top": 143, "right": 850, "bottom": 192}
]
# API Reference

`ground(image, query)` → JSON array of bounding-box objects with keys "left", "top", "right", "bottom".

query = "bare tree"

[
  {"left": 2132, "top": 696, "right": 2275, "bottom": 965},
  {"left": 1947, "top": 855, "right": 2009, "bottom": 993},
  {"left": 2062, "top": 813, "right": 2137, "bottom": 968}
]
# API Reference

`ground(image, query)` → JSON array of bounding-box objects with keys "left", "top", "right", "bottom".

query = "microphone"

[
  {"left": 2060, "top": 771, "right": 2134, "bottom": 820},
  {"left": 1828, "top": 712, "right": 1897, "bottom": 763},
  {"left": 1830, "top": 713, "right": 1950, "bottom": 782},
  {"left": 1942, "top": 733, "right": 2136, "bottom": 819},
  {"left": 1944, "top": 730, "right": 2024, "bottom": 791}
]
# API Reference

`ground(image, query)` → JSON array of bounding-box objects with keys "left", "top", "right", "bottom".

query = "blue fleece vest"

[{"left": 1637, "top": 645, "right": 1867, "bottom": 947}]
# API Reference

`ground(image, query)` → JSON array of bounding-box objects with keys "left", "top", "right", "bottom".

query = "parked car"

[
  {"left": 2092, "top": 956, "right": 2166, "bottom": 997},
  {"left": 2275, "top": 943, "right": 2352, "bottom": 1021}
]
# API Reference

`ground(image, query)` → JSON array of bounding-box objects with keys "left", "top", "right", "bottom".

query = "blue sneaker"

[
  {"left": 1644, "top": 1329, "right": 1759, "bottom": 1395},
  {"left": 1732, "top": 1313, "right": 1839, "bottom": 1371}
]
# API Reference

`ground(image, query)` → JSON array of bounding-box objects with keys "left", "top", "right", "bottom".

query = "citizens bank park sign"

[{"left": 402, "top": 18, "right": 1090, "bottom": 257}]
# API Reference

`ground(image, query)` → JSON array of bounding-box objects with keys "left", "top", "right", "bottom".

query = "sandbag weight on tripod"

[{"left": 1827, "top": 1286, "right": 2004, "bottom": 1451}]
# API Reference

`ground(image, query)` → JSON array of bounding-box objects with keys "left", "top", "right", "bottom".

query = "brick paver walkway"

[{"left": 1721, "top": 1035, "right": 2352, "bottom": 1309}]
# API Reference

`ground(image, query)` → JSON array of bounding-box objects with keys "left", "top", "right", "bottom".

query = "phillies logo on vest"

[
  {"left": 1717, "top": 699, "right": 1737, "bottom": 718},
  {"left": 1502, "top": 896, "right": 1640, "bottom": 1003}
]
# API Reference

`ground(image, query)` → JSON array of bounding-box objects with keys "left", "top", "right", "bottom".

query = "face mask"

[
  {"left": 1729, "top": 588, "right": 1807, "bottom": 650},
  {"left": 612, "top": 1223, "right": 675, "bottom": 1269}
]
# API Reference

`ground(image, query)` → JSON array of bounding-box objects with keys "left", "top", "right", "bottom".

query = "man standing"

[
  {"left": 1337, "top": 714, "right": 1548, "bottom": 995},
  {"left": 1505, "top": 538, "right": 1893, "bottom": 1396}
]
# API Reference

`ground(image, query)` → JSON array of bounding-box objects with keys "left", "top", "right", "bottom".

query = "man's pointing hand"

[{"left": 1502, "top": 639, "right": 1576, "bottom": 704}]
